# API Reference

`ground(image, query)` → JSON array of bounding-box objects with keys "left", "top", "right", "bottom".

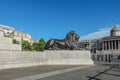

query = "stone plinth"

[
  {"left": 0, "top": 50, "right": 94, "bottom": 69},
  {"left": 0, "top": 37, "right": 21, "bottom": 51},
  {"left": 43, "top": 50, "right": 94, "bottom": 65},
  {"left": 0, "top": 43, "right": 21, "bottom": 51},
  {"left": 0, "top": 37, "right": 12, "bottom": 44},
  {"left": 0, "top": 30, "right": 4, "bottom": 37}
]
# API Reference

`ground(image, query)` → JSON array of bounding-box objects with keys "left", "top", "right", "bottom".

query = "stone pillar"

[
  {"left": 104, "top": 41, "right": 106, "bottom": 50},
  {"left": 115, "top": 40, "right": 116, "bottom": 50},
  {"left": 116, "top": 40, "right": 119, "bottom": 50},
  {"left": 111, "top": 41, "right": 113, "bottom": 50},
  {"left": 118, "top": 40, "right": 120, "bottom": 50},
  {"left": 105, "top": 55, "right": 107, "bottom": 62},
  {"left": 108, "top": 41, "right": 110, "bottom": 50},
  {"left": 118, "top": 40, "right": 119, "bottom": 49},
  {"left": 102, "top": 41, "right": 104, "bottom": 50},
  {"left": 103, "top": 41, "right": 105, "bottom": 50},
  {"left": 105, "top": 41, "right": 107, "bottom": 50},
  {"left": 101, "top": 55, "right": 103, "bottom": 61}
]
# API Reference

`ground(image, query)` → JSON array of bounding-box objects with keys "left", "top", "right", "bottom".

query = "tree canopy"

[
  {"left": 32, "top": 38, "right": 46, "bottom": 51},
  {"left": 13, "top": 39, "right": 19, "bottom": 44},
  {"left": 22, "top": 40, "right": 32, "bottom": 51},
  {"left": 22, "top": 38, "right": 46, "bottom": 51}
]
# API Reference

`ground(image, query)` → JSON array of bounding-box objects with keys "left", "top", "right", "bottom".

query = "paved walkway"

[
  {"left": 0, "top": 65, "right": 120, "bottom": 80},
  {"left": 37, "top": 65, "right": 120, "bottom": 80},
  {"left": 0, "top": 65, "right": 89, "bottom": 80}
]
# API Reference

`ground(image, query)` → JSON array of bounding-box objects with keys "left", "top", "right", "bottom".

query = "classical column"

[
  {"left": 102, "top": 41, "right": 104, "bottom": 50},
  {"left": 118, "top": 40, "right": 119, "bottom": 50},
  {"left": 118, "top": 40, "right": 120, "bottom": 50},
  {"left": 117, "top": 40, "right": 119, "bottom": 50},
  {"left": 108, "top": 41, "right": 110, "bottom": 50},
  {"left": 115, "top": 40, "right": 116, "bottom": 50},
  {"left": 111, "top": 41, "right": 113, "bottom": 50},
  {"left": 104, "top": 41, "right": 105, "bottom": 50},
  {"left": 106, "top": 41, "right": 108, "bottom": 50},
  {"left": 105, "top": 41, "right": 107, "bottom": 50}
]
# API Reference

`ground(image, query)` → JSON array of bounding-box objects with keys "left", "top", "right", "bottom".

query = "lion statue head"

[
  {"left": 66, "top": 31, "right": 79, "bottom": 41},
  {"left": 65, "top": 31, "right": 80, "bottom": 50}
]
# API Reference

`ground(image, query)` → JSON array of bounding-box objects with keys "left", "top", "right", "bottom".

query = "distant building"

[
  {"left": 0, "top": 24, "right": 15, "bottom": 37},
  {"left": 0, "top": 26, "right": 21, "bottom": 51},
  {"left": 0, "top": 24, "right": 33, "bottom": 44},
  {"left": 13, "top": 31, "right": 31, "bottom": 43},
  {"left": 78, "top": 40, "right": 92, "bottom": 50},
  {"left": 91, "top": 25, "right": 120, "bottom": 62},
  {"left": 96, "top": 24, "right": 120, "bottom": 51},
  {"left": 80, "top": 28, "right": 111, "bottom": 41}
]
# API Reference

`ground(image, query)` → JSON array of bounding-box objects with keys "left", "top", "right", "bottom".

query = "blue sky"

[{"left": 0, "top": 0, "right": 120, "bottom": 41}]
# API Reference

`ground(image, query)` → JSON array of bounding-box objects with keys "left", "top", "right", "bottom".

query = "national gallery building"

[
  {"left": 90, "top": 25, "right": 120, "bottom": 51},
  {"left": 91, "top": 25, "right": 120, "bottom": 62},
  {"left": 97, "top": 25, "right": 120, "bottom": 51}
]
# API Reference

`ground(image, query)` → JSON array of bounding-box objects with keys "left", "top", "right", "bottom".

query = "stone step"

[
  {"left": 0, "top": 43, "right": 21, "bottom": 50},
  {"left": 0, "top": 50, "right": 94, "bottom": 70},
  {"left": 0, "top": 37, "right": 12, "bottom": 44}
]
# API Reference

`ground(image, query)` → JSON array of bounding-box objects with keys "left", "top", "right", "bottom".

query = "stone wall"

[
  {"left": 0, "top": 43, "right": 21, "bottom": 51},
  {"left": 0, "top": 37, "right": 12, "bottom": 43},
  {"left": 0, "top": 50, "right": 94, "bottom": 69},
  {"left": 0, "top": 37, "right": 21, "bottom": 51}
]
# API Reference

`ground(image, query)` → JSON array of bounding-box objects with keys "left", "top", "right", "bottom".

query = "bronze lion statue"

[{"left": 44, "top": 31, "right": 80, "bottom": 50}]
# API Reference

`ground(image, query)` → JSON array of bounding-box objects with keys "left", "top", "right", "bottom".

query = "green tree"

[
  {"left": 22, "top": 40, "right": 32, "bottom": 51},
  {"left": 13, "top": 39, "right": 19, "bottom": 44},
  {"left": 32, "top": 42, "right": 40, "bottom": 51},
  {"left": 32, "top": 38, "right": 46, "bottom": 51},
  {"left": 39, "top": 38, "right": 46, "bottom": 51}
]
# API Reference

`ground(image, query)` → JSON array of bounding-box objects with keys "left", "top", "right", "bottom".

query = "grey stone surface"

[
  {"left": 0, "top": 65, "right": 82, "bottom": 80},
  {"left": 0, "top": 36, "right": 21, "bottom": 50},
  {"left": 0, "top": 36, "right": 12, "bottom": 43},
  {"left": 0, "top": 30, "right": 4, "bottom": 37},
  {"left": 0, "top": 65, "right": 119, "bottom": 80},
  {"left": 37, "top": 65, "right": 120, "bottom": 80},
  {"left": 0, "top": 43, "right": 21, "bottom": 51},
  {"left": 0, "top": 50, "right": 94, "bottom": 69},
  {"left": 13, "top": 66, "right": 90, "bottom": 80}
]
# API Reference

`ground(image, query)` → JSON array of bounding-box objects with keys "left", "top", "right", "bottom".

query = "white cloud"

[
  {"left": 80, "top": 24, "right": 120, "bottom": 41},
  {"left": 0, "top": 24, "right": 15, "bottom": 30},
  {"left": 80, "top": 27, "right": 112, "bottom": 41}
]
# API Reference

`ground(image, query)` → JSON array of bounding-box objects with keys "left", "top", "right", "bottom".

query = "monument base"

[
  {"left": 0, "top": 37, "right": 21, "bottom": 51},
  {"left": 0, "top": 50, "right": 94, "bottom": 70},
  {"left": 42, "top": 50, "right": 94, "bottom": 65}
]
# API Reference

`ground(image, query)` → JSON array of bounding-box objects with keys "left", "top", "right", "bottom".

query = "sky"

[
  {"left": 80, "top": 24, "right": 120, "bottom": 41},
  {"left": 80, "top": 27, "right": 112, "bottom": 41},
  {"left": 0, "top": 0, "right": 120, "bottom": 41}
]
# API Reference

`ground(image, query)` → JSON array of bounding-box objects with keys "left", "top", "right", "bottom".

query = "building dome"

[{"left": 110, "top": 24, "right": 120, "bottom": 36}]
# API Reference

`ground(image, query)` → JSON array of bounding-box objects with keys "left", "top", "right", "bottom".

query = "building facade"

[
  {"left": 0, "top": 24, "right": 15, "bottom": 37},
  {"left": 97, "top": 24, "right": 120, "bottom": 51},
  {"left": 13, "top": 31, "right": 31, "bottom": 43},
  {"left": 78, "top": 40, "right": 93, "bottom": 50},
  {"left": 91, "top": 25, "right": 120, "bottom": 62},
  {"left": 102, "top": 26, "right": 120, "bottom": 51},
  {"left": 0, "top": 24, "right": 32, "bottom": 44}
]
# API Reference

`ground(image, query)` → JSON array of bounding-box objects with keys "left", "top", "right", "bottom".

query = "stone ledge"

[{"left": 0, "top": 50, "right": 94, "bottom": 69}]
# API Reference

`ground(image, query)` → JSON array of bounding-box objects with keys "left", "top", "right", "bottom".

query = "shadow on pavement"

[
  {"left": 102, "top": 72, "right": 120, "bottom": 77},
  {"left": 86, "top": 64, "right": 120, "bottom": 80}
]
